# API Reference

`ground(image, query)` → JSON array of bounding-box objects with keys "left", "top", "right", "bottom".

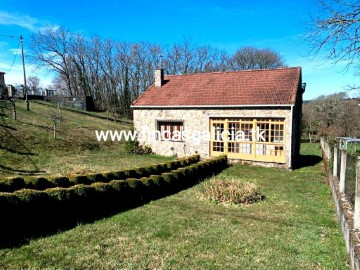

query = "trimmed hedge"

[
  {"left": 0, "top": 155, "right": 226, "bottom": 244},
  {"left": 0, "top": 155, "right": 201, "bottom": 193}
]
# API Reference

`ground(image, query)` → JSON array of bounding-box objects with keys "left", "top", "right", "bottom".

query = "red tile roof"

[{"left": 132, "top": 67, "right": 301, "bottom": 107}]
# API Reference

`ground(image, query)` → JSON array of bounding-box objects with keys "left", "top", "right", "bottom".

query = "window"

[
  {"left": 210, "top": 118, "right": 285, "bottom": 163},
  {"left": 157, "top": 121, "right": 184, "bottom": 141}
]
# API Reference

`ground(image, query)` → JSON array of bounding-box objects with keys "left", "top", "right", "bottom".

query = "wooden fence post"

[
  {"left": 339, "top": 150, "right": 347, "bottom": 193},
  {"left": 333, "top": 146, "right": 338, "bottom": 177},
  {"left": 354, "top": 157, "right": 360, "bottom": 229}
]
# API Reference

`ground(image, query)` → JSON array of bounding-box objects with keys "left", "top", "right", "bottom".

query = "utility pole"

[{"left": 20, "top": 35, "right": 29, "bottom": 111}]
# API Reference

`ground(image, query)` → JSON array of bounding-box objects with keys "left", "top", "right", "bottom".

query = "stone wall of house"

[{"left": 133, "top": 107, "right": 293, "bottom": 167}]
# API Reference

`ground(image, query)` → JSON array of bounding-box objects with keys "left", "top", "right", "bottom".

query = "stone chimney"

[{"left": 155, "top": 68, "right": 164, "bottom": 87}]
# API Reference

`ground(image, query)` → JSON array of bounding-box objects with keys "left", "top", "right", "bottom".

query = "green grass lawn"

[
  {"left": 0, "top": 143, "right": 349, "bottom": 269},
  {"left": 0, "top": 100, "right": 173, "bottom": 178}
]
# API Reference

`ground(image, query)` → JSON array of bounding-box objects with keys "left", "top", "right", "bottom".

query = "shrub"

[
  {"left": 0, "top": 192, "right": 20, "bottom": 212},
  {"left": 103, "top": 172, "right": 116, "bottom": 182},
  {"left": 71, "top": 184, "right": 96, "bottom": 201},
  {"left": 201, "top": 179, "right": 263, "bottom": 205},
  {"left": 88, "top": 173, "right": 107, "bottom": 183},
  {"left": 161, "top": 173, "right": 175, "bottom": 184},
  {"left": 46, "top": 187, "right": 74, "bottom": 202},
  {"left": 127, "top": 178, "right": 144, "bottom": 189},
  {"left": 135, "top": 167, "right": 148, "bottom": 178},
  {"left": 150, "top": 164, "right": 161, "bottom": 175},
  {"left": 91, "top": 182, "right": 118, "bottom": 209},
  {"left": 70, "top": 184, "right": 97, "bottom": 217},
  {"left": 123, "top": 169, "right": 137, "bottom": 179},
  {"left": 52, "top": 177, "right": 71, "bottom": 188},
  {"left": 125, "top": 135, "right": 152, "bottom": 155},
  {"left": 25, "top": 177, "right": 55, "bottom": 190},
  {"left": 165, "top": 162, "right": 177, "bottom": 171},
  {"left": 127, "top": 178, "right": 146, "bottom": 203},
  {"left": 109, "top": 180, "right": 134, "bottom": 207},
  {"left": 144, "top": 166, "right": 156, "bottom": 176},
  {"left": 140, "top": 177, "right": 157, "bottom": 200},
  {"left": 69, "top": 175, "right": 91, "bottom": 185},
  {"left": 148, "top": 175, "right": 165, "bottom": 187},
  {"left": 0, "top": 177, "right": 25, "bottom": 192},
  {"left": 113, "top": 171, "right": 127, "bottom": 180},
  {"left": 110, "top": 180, "right": 130, "bottom": 193}
]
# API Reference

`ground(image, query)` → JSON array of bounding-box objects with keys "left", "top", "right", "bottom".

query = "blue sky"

[{"left": 0, "top": 0, "right": 359, "bottom": 100}]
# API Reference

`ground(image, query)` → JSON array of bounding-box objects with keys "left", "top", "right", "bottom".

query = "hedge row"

[
  {"left": 0, "top": 155, "right": 227, "bottom": 245},
  {"left": 0, "top": 155, "right": 200, "bottom": 193}
]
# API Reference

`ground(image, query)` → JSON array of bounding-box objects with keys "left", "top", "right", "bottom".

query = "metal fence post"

[
  {"left": 354, "top": 157, "right": 360, "bottom": 229},
  {"left": 339, "top": 150, "right": 347, "bottom": 193},
  {"left": 333, "top": 146, "right": 338, "bottom": 177}
]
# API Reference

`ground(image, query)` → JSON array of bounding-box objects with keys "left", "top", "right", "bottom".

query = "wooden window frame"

[
  {"left": 156, "top": 120, "right": 184, "bottom": 142},
  {"left": 210, "top": 118, "right": 285, "bottom": 163}
]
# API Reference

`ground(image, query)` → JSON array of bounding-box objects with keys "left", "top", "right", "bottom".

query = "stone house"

[{"left": 131, "top": 67, "right": 305, "bottom": 169}]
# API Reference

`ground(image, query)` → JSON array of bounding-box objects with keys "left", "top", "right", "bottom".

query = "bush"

[
  {"left": 25, "top": 177, "right": 55, "bottom": 190},
  {"left": 91, "top": 182, "right": 118, "bottom": 210},
  {"left": 0, "top": 177, "right": 25, "bottom": 192},
  {"left": 125, "top": 135, "right": 152, "bottom": 155},
  {"left": 52, "top": 177, "right": 71, "bottom": 188},
  {"left": 201, "top": 179, "right": 263, "bottom": 205},
  {"left": 88, "top": 173, "right": 107, "bottom": 183},
  {"left": 46, "top": 187, "right": 74, "bottom": 202},
  {"left": 70, "top": 184, "right": 97, "bottom": 218},
  {"left": 69, "top": 175, "right": 91, "bottom": 185},
  {"left": 165, "top": 162, "right": 177, "bottom": 171},
  {"left": 144, "top": 166, "right": 156, "bottom": 176},
  {"left": 135, "top": 167, "right": 148, "bottom": 178},
  {"left": 148, "top": 175, "right": 165, "bottom": 187},
  {"left": 109, "top": 180, "right": 130, "bottom": 193},
  {"left": 103, "top": 172, "right": 116, "bottom": 182},
  {"left": 123, "top": 169, "right": 137, "bottom": 179},
  {"left": 113, "top": 171, "right": 127, "bottom": 180},
  {"left": 70, "top": 184, "right": 96, "bottom": 202}
]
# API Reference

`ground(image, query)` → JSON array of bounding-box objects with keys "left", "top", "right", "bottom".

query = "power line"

[{"left": 6, "top": 40, "right": 20, "bottom": 74}]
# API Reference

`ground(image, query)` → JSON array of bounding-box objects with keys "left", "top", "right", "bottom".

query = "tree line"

[
  {"left": 302, "top": 92, "right": 360, "bottom": 141},
  {"left": 29, "top": 26, "right": 285, "bottom": 116}
]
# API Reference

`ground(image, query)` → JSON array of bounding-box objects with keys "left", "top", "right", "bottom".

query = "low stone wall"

[
  {"left": 321, "top": 139, "right": 360, "bottom": 270},
  {"left": 320, "top": 137, "right": 331, "bottom": 160},
  {"left": 329, "top": 174, "right": 360, "bottom": 270}
]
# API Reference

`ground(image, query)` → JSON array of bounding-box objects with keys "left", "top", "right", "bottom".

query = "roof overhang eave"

[{"left": 131, "top": 104, "right": 294, "bottom": 109}]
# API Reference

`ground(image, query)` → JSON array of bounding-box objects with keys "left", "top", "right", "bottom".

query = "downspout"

[{"left": 289, "top": 105, "right": 294, "bottom": 169}]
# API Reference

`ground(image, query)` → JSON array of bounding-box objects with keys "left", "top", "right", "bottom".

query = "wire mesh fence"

[
  {"left": 337, "top": 147, "right": 341, "bottom": 178},
  {"left": 345, "top": 152, "right": 357, "bottom": 208},
  {"left": 328, "top": 139, "right": 360, "bottom": 209}
]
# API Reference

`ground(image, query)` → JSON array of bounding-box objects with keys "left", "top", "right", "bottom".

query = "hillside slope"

[{"left": 0, "top": 100, "right": 171, "bottom": 177}]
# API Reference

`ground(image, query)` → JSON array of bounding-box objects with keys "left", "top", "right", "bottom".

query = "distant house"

[
  {"left": 131, "top": 67, "right": 305, "bottom": 169},
  {"left": 0, "top": 71, "right": 7, "bottom": 98}
]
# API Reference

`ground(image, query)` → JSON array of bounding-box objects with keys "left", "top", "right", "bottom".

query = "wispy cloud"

[{"left": 0, "top": 10, "right": 50, "bottom": 31}]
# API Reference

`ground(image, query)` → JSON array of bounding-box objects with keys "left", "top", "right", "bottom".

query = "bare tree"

[
  {"left": 30, "top": 26, "right": 75, "bottom": 95},
  {"left": 27, "top": 76, "right": 41, "bottom": 95},
  {"left": 336, "top": 98, "right": 360, "bottom": 137},
  {"left": 306, "top": 0, "right": 360, "bottom": 67},
  {"left": 47, "top": 107, "right": 63, "bottom": 139},
  {"left": 29, "top": 26, "right": 287, "bottom": 115},
  {"left": 228, "top": 47, "right": 285, "bottom": 70},
  {"left": 301, "top": 92, "right": 355, "bottom": 138}
]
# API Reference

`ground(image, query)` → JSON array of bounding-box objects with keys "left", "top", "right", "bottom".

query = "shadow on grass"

[
  {"left": 0, "top": 104, "right": 41, "bottom": 175},
  {"left": 0, "top": 164, "right": 46, "bottom": 176},
  {"left": 294, "top": 155, "right": 322, "bottom": 170}
]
